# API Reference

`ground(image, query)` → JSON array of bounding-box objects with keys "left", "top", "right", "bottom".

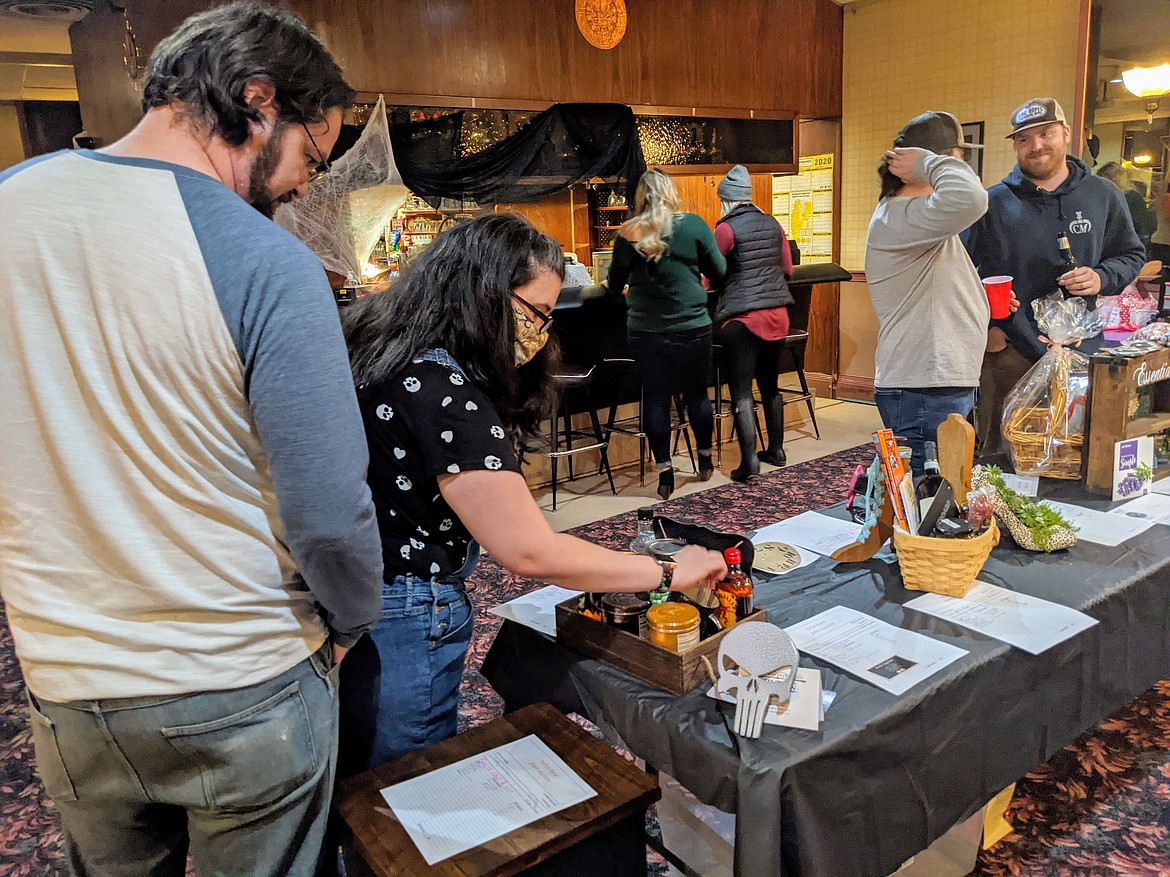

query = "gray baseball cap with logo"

[
  {"left": 893, "top": 111, "right": 983, "bottom": 153},
  {"left": 1006, "top": 98, "right": 1067, "bottom": 138}
]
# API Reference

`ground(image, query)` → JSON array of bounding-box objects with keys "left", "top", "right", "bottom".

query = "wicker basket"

[
  {"left": 892, "top": 519, "right": 1000, "bottom": 598},
  {"left": 1003, "top": 405, "right": 1083, "bottom": 479},
  {"left": 1003, "top": 351, "right": 1085, "bottom": 479}
]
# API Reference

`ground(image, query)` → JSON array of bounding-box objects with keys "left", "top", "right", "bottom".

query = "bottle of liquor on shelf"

[
  {"left": 914, "top": 441, "right": 944, "bottom": 507},
  {"left": 629, "top": 506, "right": 656, "bottom": 555},
  {"left": 716, "top": 547, "right": 753, "bottom": 627}
]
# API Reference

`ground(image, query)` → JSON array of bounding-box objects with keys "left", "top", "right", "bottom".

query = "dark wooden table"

[{"left": 335, "top": 703, "right": 661, "bottom": 877}]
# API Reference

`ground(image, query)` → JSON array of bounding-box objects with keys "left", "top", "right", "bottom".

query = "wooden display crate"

[
  {"left": 1084, "top": 346, "right": 1170, "bottom": 494},
  {"left": 554, "top": 594, "right": 768, "bottom": 695}
]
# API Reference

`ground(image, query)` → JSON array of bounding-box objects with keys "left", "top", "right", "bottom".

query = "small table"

[{"left": 335, "top": 703, "right": 661, "bottom": 877}]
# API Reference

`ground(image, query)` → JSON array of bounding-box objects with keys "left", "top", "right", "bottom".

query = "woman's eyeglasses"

[
  {"left": 301, "top": 122, "right": 331, "bottom": 184},
  {"left": 511, "top": 292, "right": 553, "bottom": 332}
]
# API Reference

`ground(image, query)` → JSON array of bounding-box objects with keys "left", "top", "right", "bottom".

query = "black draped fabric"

[{"left": 388, "top": 103, "right": 646, "bottom": 207}]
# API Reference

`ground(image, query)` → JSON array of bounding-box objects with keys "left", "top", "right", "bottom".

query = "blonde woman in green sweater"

[{"left": 607, "top": 169, "right": 727, "bottom": 499}]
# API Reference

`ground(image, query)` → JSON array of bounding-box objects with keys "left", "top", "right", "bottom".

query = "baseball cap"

[
  {"left": 893, "top": 111, "right": 983, "bottom": 152},
  {"left": 1006, "top": 98, "right": 1067, "bottom": 138}
]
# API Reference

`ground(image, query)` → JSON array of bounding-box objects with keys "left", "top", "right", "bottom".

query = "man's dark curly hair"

[{"left": 142, "top": 1, "right": 355, "bottom": 147}]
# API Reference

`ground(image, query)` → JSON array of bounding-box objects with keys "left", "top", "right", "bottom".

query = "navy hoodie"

[{"left": 962, "top": 157, "right": 1145, "bottom": 362}]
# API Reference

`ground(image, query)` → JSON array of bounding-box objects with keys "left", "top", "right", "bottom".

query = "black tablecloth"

[{"left": 481, "top": 484, "right": 1170, "bottom": 877}]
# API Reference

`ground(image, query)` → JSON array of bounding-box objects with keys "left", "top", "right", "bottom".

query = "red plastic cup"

[{"left": 982, "top": 275, "right": 1013, "bottom": 320}]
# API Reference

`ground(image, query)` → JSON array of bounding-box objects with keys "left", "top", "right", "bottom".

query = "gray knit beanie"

[{"left": 717, "top": 164, "right": 752, "bottom": 201}]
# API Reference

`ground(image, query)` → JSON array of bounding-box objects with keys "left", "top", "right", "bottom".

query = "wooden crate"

[
  {"left": 554, "top": 595, "right": 768, "bottom": 695},
  {"left": 1084, "top": 346, "right": 1170, "bottom": 494}
]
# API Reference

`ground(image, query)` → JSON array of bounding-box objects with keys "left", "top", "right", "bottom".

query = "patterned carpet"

[{"left": 4, "top": 445, "right": 1170, "bottom": 875}]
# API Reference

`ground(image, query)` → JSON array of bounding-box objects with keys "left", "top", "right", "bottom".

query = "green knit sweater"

[{"left": 606, "top": 213, "right": 727, "bottom": 333}]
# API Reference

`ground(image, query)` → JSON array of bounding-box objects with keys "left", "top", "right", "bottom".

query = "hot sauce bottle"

[{"left": 716, "top": 547, "right": 753, "bottom": 627}]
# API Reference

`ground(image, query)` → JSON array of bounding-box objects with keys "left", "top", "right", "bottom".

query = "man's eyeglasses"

[
  {"left": 301, "top": 122, "right": 331, "bottom": 184},
  {"left": 511, "top": 292, "right": 553, "bottom": 331}
]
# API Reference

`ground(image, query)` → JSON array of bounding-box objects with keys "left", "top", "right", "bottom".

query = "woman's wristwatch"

[{"left": 653, "top": 558, "right": 676, "bottom": 593}]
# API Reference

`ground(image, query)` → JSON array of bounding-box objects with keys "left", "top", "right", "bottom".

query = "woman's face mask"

[{"left": 512, "top": 293, "right": 552, "bottom": 367}]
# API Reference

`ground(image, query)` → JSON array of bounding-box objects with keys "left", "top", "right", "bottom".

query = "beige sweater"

[{"left": 865, "top": 154, "right": 990, "bottom": 389}]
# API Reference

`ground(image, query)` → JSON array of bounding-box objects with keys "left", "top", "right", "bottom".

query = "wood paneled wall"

[{"left": 71, "top": 0, "right": 843, "bottom": 145}]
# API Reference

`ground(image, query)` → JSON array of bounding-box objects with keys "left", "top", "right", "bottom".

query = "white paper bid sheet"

[
  {"left": 906, "top": 580, "right": 1098, "bottom": 655},
  {"left": 751, "top": 511, "right": 863, "bottom": 558},
  {"left": 489, "top": 585, "right": 582, "bottom": 637},
  {"left": 784, "top": 606, "right": 967, "bottom": 696},
  {"left": 1041, "top": 500, "right": 1153, "bottom": 547},
  {"left": 379, "top": 735, "right": 597, "bottom": 865},
  {"left": 1110, "top": 492, "right": 1170, "bottom": 526}
]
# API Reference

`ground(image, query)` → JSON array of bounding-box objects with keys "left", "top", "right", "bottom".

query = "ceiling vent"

[{"left": 0, "top": 0, "right": 93, "bottom": 21}]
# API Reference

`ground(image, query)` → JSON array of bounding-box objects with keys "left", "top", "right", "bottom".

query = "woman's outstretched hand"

[{"left": 671, "top": 545, "right": 729, "bottom": 590}]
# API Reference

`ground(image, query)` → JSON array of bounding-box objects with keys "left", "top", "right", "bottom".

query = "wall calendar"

[{"left": 772, "top": 154, "right": 834, "bottom": 264}]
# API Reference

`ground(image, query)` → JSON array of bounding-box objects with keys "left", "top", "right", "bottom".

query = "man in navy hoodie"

[{"left": 964, "top": 98, "right": 1144, "bottom": 455}]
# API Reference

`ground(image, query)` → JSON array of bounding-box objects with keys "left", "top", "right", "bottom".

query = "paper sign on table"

[
  {"left": 751, "top": 511, "right": 863, "bottom": 558},
  {"left": 783, "top": 605, "right": 967, "bottom": 696},
  {"left": 999, "top": 473, "right": 1039, "bottom": 497},
  {"left": 1041, "top": 500, "right": 1154, "bottom": 547},
  {"left": 379, "top": 734, "right": 596, "bottom": 865},
  {"left": 706, "top": 669, "right": 825, "bottom": 731},
  {"left": 1113, "top": 436, "right": 1154, "bottom": 502},
  {"left": 906, "top": 580, "right": 1098, "bottom": 655},
  {"left": 1110, "top": 491, "right": 1170, "bottom": 525},
  {"left": 489, "top": 585, "right": 582, "bottom": 637}
]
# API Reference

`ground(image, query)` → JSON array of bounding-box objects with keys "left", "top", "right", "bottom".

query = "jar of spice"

[
  {"left": 646, "top": 602, "right": 701, "bottom": 653},
  {"left": 602, "top": 592, "right": 651, "bottom": 635}
]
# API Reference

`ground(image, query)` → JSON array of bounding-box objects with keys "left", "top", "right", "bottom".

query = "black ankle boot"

[
  {"left": 729, "top": 406, "right": 760, "bottom": 482},
  {"left": 758, "top": 448, "right": 787, "bottom": 466},
  {"left": 657, "top": 468, "right": 675, "bottom": 500},
  {"left": 697, "top": 454, "right": 714, "bottom": 481},
  {"left": 759, "top": 395, "right": 786, "bottom": 467}
]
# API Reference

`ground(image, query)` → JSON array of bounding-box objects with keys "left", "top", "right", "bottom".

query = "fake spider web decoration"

[{"left": 276, "top": 95, "right": 409, "bottom": 283}]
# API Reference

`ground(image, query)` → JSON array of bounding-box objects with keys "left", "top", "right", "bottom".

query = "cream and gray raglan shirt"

[
  {"left": 865, "top": 153, "right": 990, "bottom": 389},
  {"left": 0, "top": 151, "right": 383, "bottom": 702}
]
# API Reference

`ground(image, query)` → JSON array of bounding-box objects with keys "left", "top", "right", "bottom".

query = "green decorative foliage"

[{"left": 982, "top": 465, "right": 1078, "bottom": 552}]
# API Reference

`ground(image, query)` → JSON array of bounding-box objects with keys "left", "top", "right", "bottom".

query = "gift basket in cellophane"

[{"left": 1002, "top": 293, "right": 1103, "bottom": 479}]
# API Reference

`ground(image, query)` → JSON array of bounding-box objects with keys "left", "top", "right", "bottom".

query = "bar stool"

[
  {"left": 530, "top": 364, "right": 615, "bottom": 511},
  {"left": 774, "top": 330, "right": 820, "bottom": 439},
  {"left": 599, "top": 357, "right": 696, "bottom": 487},
  {"left": 712, "top": 343, "right": 764, "bottom": 469}
]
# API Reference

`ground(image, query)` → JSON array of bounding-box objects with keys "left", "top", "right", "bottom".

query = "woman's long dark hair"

[
  {"left": 343, "top": 213, "right": 564, "bottom": 448},
  {"left": 877, "top": 156, "right": 903, "bottom": 201}
]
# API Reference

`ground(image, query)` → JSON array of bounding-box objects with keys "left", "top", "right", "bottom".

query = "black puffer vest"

[{"left": 714, "top": 204, "right": 793, "bottom": 323}]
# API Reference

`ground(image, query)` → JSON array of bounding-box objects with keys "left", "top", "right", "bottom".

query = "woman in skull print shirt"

[{"left": 338, "top": 214, "right": 726, "bottom": 773}]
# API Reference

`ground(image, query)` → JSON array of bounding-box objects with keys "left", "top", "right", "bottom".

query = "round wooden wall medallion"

[{"left": 575, "top": 0, "right": 627, "bottom": 50}]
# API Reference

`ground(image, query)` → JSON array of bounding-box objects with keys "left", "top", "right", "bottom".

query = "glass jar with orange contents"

[{"left": 646, "top": 602, "right": 701, "bottom": 653}]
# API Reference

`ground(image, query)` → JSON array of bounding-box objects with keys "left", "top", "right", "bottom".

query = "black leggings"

[
  {"left": 715, "top": 319, "right": 784, "bottom": 410},
  {"left": 627, "top": 327, "right": 714, "bottom": 466}
]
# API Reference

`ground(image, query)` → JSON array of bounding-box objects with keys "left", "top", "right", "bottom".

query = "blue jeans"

[
  {"left": 337, "top": 546, "right": 477, "bottom": 776},
  {"left": 874, "top": 386, "right": 976, "bottom": 476},
  {"left": 29, "top": 649, "right": 338, "bottom": 877}
]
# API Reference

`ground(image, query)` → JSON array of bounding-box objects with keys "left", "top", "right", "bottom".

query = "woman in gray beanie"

[{"left": 712, "top": 165, "right": 795, "bottom": 480}]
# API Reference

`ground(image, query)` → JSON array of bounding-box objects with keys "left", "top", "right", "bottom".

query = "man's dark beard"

[{"left": 247, "top": 120, "right": 287, "bottom": 219}]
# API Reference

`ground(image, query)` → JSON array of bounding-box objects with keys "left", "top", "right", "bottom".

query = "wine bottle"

[{"left": 914, "top": 440, "right": 944, "bottom": 521}]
